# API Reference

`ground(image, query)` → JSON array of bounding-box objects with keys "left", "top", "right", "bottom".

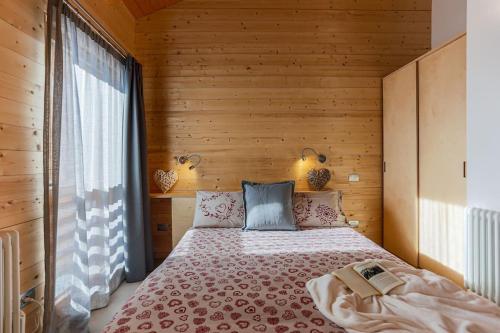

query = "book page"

[
  {"left": 353, "top": 262, "right": 405, "bottom": 295},
  {"left": 333, "top": 266, "right": 380, "bottom": 299}
]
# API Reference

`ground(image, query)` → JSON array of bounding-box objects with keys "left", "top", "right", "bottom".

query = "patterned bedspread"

[{"left": 103, "top": 228, "right": 401, "bottom": 333}]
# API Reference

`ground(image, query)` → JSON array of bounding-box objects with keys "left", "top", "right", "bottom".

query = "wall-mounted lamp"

[
  {"left": 301, "top": 148, "right": 327, "bottom": 163},
  {"left": 174, "top": 154, "right": 202, "bottom": 170}
]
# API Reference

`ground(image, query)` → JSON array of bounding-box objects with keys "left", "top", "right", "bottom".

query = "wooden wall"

[
  {"left": 0, "top": 0, "right": 46, "bottom": 330},
  {"left": 77, "top": 0, "right": 136, "bottom": 53},
  {"left": 137, "top": 0, "right": 432, "bottom": 243},
  {"left": 0, "top": 0, "right": 135, "bottom": 331}
]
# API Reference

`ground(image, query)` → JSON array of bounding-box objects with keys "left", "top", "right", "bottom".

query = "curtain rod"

[{"left": 63, "top": 0, "right": 128, "bottom": 60}]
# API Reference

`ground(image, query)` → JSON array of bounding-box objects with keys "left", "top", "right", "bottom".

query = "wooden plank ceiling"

[{"left": 122, "top": 0, "right": 180, "bottom": 18}]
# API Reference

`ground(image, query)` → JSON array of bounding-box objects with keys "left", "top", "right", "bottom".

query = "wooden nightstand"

[{"left": 150, "top": 193, "right": 195, "bottom": 264}]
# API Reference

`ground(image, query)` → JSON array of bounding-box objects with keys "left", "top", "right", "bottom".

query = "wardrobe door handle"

[{"left": 463, "top": 161, "right": 467, "bottom": 178}]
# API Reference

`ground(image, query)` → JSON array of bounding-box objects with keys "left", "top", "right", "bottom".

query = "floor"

[{"left": 89, "top": 282, "right": 142, "bottom": 333}]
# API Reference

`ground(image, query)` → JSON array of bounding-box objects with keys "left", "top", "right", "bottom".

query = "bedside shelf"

[
  {"left": 150, "top": 192, "right": 195, "bottom": 199},
  {"left": 150, "top": 194, "right": 196, "bottom": 264}
]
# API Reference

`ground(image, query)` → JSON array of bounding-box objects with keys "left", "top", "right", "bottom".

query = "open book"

[{"left": 333, "top": 261, "right": 405, "bottom": 299}]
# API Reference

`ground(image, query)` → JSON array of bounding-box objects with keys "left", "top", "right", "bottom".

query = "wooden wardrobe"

[{"left": 383, "top": 35, "right": 466, "bottom": 284}]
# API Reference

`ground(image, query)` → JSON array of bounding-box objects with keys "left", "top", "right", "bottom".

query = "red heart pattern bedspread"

[{"left": 103, "top": 228, "right": 401, "bottom": 333}]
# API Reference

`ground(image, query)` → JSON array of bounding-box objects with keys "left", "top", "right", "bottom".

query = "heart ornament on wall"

[
  {"left": 153, "top": 169, "right": 178, "bottom": 193},
  {"left": 307, "top": 168, "right": 331, "bottom": 191}
]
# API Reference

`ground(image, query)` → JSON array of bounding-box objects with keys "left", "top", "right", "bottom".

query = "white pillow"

[{"left": 193, "top": 191, "right": 245, "bottom": 228}]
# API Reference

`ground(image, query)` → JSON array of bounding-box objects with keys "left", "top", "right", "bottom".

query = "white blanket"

[{"left": 306, "top": 260, "right": 500, "bottom": 333}]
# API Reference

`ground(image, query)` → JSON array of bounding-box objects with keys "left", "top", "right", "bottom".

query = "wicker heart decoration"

[
  {"left": 307, "top": 168, "right": 331, "bottom": 191},
  {"left": 153, "top": 169, "right": 178, "bottom": 193}
]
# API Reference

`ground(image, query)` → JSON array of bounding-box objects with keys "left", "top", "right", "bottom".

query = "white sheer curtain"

[{"left": 54, "top": 8, "right": 128, "bottom": 331}]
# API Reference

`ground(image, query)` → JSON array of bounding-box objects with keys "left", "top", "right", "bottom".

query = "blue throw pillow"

[{"left": 242, "top": 180, "right": 297, "bottom": 231}]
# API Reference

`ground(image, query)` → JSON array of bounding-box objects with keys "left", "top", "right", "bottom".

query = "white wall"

[
  {"left": 432, "top": 0, "right": 467, "bottom": 47},
  {"left": 467, "top": 0, "right": 500, "bottom": 212}
]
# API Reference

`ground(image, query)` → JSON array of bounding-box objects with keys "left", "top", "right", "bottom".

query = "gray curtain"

[
  {"left": 43, "top": 1, "right": 63, "bottom": 332},
  {"left": 43, "top": 3, "right": 153, "bottom": 332},
  {"left": 123, "top": 56, "right": 154, "bottom": 282},
  {"left": 52, "top": 5, "right": 129, "bottom": 331}
]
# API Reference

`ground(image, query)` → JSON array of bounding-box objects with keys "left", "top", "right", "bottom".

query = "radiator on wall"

[
  {"left": 465, "top": 207, "right": 500, "bottom": 304},
  {"left": 0, "top": 231, "right": 24, "bottom": 333}
]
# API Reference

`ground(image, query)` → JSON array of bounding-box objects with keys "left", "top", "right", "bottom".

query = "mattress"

[{"left": 103, "top": 228, "right": 401, "bottom": 333}]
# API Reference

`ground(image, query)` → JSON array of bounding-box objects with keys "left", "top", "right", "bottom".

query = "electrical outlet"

[
  {"left": 20, "top": 287, "right": 36, "bottom": 309},
  {"left": 348, "top": 174, "right": 360, "bottom": 182},
  {"left": 157, "top": 223, "right": 170, "bottom": 231},
  {"left": 348, "top": 220, "right": 360, "bottom": 228}
]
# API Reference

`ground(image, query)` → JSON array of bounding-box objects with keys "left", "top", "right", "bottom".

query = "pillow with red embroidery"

[
  {"left": 293, "top": 191, "right": 347, "bottom": 227},
  {"left": 193, "top": 191, "right": 245, "bottom": 228}
]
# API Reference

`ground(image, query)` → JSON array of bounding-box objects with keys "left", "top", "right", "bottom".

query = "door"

[
  {"left": 418, "top": 36, "right": 466, "bottom": 285},
  {"left": 383, "top": 63, "right": 419, "bottom": 266}
]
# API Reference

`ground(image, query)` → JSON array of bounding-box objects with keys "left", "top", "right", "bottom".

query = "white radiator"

[
  {"left": 0, "top": 231, "right": 23, "bottom": 333},
  {"left": 465, "top": 207, "right": 500, "bottom": 304}
]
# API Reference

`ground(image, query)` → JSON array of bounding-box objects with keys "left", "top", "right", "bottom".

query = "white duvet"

[{"left": 306, "top": 260, "right": 500, "bottom": 333}]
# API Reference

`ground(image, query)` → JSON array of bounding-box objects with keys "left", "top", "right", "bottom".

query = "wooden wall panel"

[
  {"left": 0, "top": 0, "right": 135, "bottom": 331},
  {"left": 0, "top": 0, "right": 46, "bottom": 331},
  {"left": 78, "top": 0, "right": 136, "bottom": 53},
  {"left": 383, "top": 63, "right": 418, "bottom": 266},
  {"left": 171, "top": 198, "right": 196, "bottom": 248},
  {"left": 138, "top": 0, "right": 432, "bottom": 244}
]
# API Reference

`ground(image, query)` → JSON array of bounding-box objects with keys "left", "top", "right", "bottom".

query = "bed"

[{"left": 103, "top": 227, "right": 402, "bottom": 333}]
